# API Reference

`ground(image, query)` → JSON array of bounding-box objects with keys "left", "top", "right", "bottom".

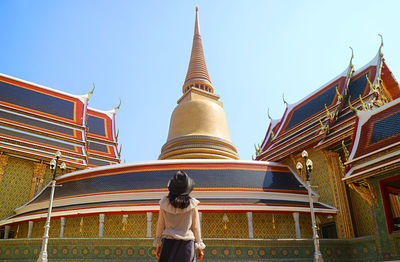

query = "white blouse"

[{"left": 153, "top": 196, "right": 205, "bottom": 249}]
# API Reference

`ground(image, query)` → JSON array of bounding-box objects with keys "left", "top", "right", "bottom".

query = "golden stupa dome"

[{"left": 159, "top": 8, "right": 239, "bottom": 160}]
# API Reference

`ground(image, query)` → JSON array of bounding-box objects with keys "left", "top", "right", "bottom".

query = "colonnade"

[{"left": 2, "top": 212, "right": 303, "bottom": 239}]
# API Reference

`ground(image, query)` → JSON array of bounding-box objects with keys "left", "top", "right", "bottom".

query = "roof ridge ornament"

[
  {"left": 348, "top": 96, "right": 357, "bottom": 113},
  {"left": 87, "top": 83, "right": 95, "bottom": 100},
  {"left": 267, "top": 108, "right": 272, "bottom": 121},
  {"left": 282, "top": 93, "right": 288, "bottom": 107},
  {"left": 349, "top": 47, "right": 354, "bottom": 69},
  {"left": 378, "top": 34, "right": 384, "bottom": 57},
  {"left": 113, "top": 98, "right": 122, "bottom": 113}
]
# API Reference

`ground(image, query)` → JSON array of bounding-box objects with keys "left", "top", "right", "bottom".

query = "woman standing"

[{"left": 154, "top": 171, "right": 205, "bottom": 261}]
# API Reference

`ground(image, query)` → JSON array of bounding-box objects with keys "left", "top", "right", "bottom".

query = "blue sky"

[{"left": 1, "top": 1, "right": 400, "bottom": 162}]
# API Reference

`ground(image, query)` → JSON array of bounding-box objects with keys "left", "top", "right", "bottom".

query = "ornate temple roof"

[
  {"left": 86, "top": 108, "right": 120, "bottom": 167},
  {"left": 257, "top": 45, "right": 400, "bottom": 162},
  {"left": 344, "top": 98, "right": 400, "bottom": 182},
  {"left": 0, "top": 159, "right": 336, "bottom": 226},
  {"left": 0, "top": 73, "right": 120, "bottom": 168}
]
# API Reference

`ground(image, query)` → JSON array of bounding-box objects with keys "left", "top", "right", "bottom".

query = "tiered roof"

[
  {"left": 257, "top": 44, "right": 400, "bottom": 162},
  {"left": 344, "top": 98, "right": 400, "bottom": 182},
  {"left": 86, "top": 108, "right": 120, "bottom": 167},
  {"left": 0, "top": 73, "right": 120, "bottom": 169},
  {"left": 0, "top": 160, "right": 336, "bottom": 226}
]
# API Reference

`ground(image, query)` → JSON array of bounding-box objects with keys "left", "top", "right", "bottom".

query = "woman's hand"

[
  {"left": 156, "top": 246, "right": 161, "bottom": 258},
  {"left": 198, "top": 249, "right": 204, "bottom": 261}
]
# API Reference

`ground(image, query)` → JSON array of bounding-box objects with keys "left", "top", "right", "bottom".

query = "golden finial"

[
  {"left": 196, "top": 6, "right": 199, "bottom": 11},
  {"left": 267, "top": 108, "right": 272, "bottom": 121},
  {"left": 359, "top": 95, "right": 368, "bottom": 111},
  {"left": 319, "top": 119, "right": 327, "bottom": 133},
  {"left": 348, "top": 96, "right": 357, "bottom": 113},
  {"left": 349, "top": 46, "right": 354, "bottom": 69},
  {"left": 366, "top": 75, "right": 379, "bottom": 95},
  {"left": 336, "top": 86, "right": 343, "bottom": 103},
  {"left": 87, "top": 83, "right": 95, "bottom": 99},
  {"left": 378, "top": 34, "right": 384, "bottom": 57},
  {"left": 282, "top": 93, "right": 288, "bottom": 107},
  {"left": 118, "top": 144, "right": 122, "bottom": 158},
  {"left": 252, "top": 143, "right": 262, "bottom": 160},
  {"left": 114, "top": 98, "right": 121, "bottom": 112},
  {"left": 325, "top": 104, "right": 333, "bottom": 120}
]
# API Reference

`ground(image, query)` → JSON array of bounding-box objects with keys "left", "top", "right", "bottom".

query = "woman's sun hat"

[{"left": 168, "top": 171, "right": 195, "bottom": 196}]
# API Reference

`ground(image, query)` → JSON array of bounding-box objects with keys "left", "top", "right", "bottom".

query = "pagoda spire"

[{"left": 182, "top": 7, "right": 214, "bottom": 94}]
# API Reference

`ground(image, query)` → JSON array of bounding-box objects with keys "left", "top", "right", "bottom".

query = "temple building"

[
  {"left": 0, "top": 73, "right": 121, "bottom": 223},
  {"left": 256, "top": 38, "right": 400, "bottom": 259},
  {"left": 1, "top": 7, "right": 400, "bottom": 262}
]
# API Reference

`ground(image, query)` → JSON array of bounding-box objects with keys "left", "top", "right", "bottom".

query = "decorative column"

[
  {"left": 4, "top": 225, "right": 10, "bottom": 239},
  {"left": 0, "top": 153, "right": 9, "bottom": 184},
  {"left": 28, "top": 221, "right": 34, "bottom": 238},
  {"left": 30, "top": 161, "right": 47, "bottom": 199},
  {"left": 146, "top": 212, "right": 153, "bottom": 238},
  {"left": 247, "top": 212, "right": 254, "bottom": 238},
  {"left": 59, "top": 217, "right": 66, "bottom": 238},
  {"left": 323, "top": 150, "right": 355, "bottom": 238},
  {"left": 293, "top": 212, "right": 301, "bottom": 238},
  {"left": 99, "top": 214, "right": 105, "bottom": 238}
]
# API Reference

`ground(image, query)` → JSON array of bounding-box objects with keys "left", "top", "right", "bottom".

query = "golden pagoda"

[{"left": 159, "top": 7, "right": 239, "bottom": 160}]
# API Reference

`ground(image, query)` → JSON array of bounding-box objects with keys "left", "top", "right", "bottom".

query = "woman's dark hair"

[
  {"left": 168, "top": 193, "right": 191, "bottom": 209},
  {"left": 167, "top": 171, "right": 194, "bottom": 209}
]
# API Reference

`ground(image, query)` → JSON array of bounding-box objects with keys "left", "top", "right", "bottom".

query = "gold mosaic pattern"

[
  {"left": 253, "top": 213, "right": 296, "bottom": 239},
  {"left": 307, "top": 150, "right": 335, "bottom": 207},
  {"left": 285, "top": 150, "right": 335, "bottom": 206},
  {"left": 63, "top": 216, "right": 98, "bottom": 238},
  {"left": 350, "top": 190, "right": 375, "bottom": 236},
  {"left": 151, "top": 213, "right": 159, "bottom": 237},
  {"left": 0, "top": 157, "right": 33, "bottom": 220},
  {"left": 14, "top": 222, "right": 28, "bottom": 239},
  {"left": 49, "top": 217, "right": 61, "bottom": 238},
  {"left": 31, "top": 220, "right": 45, "bottom": 238},
  {"left": 103, "top": 213, "right": 147, "bottom": 238},
  {"left": 29, "top": 162, "right": 47, "bottom": 200},
  {"left": 299, "top": 213, "right": 314, "bottom": 238},
  {"left": 202, "top": 212, "right": 248, "bottom": 238}
]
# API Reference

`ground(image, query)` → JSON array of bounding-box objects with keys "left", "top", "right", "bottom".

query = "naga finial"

[
  {"left": 267, "top": 108, "right": 272, "bottom": 121},
  {"left": 336, "top": 86, "right": 343, "bottom": 103},
  {"left": 348, "top": 96, "right": 357, "bottom": 113},
  {"left": 252, "top": 143, "right": 262, "bottom": 160},
  {"left": 378, "top": 34, "right": 384, "bottom": 57},
  {"left": 282, "top": 93, "right": 288, "bottom": 107},
  {"left": 366, "top": 75, "right": 379, "bottom": 94},
  {"left": 359, "top": 95, "right": 369, "bottom": 111},
  {"left": 88, "top": 83, "right": 95, "bottom": 99},
  {"left": 319, "top": 119, "right": 327, "bottom": 133},
  {"left": 325, "top": 104, "right": 333, "bottom": 121},
  {"left": 114, "top": 98, "right": 122, "bottom": 112},
  {"left": 118, "top": 144, "right": 122, "bottom": 158},
  {"left": 349, "top": 46, "right": 354, "bottom": 69}
]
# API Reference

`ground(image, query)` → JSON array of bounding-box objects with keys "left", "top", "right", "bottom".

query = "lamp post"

[
  {"left": 37, "top": 151, "right": 66, "bottom": 262},
  {"left": 297, "top": 150, "right": 324, "bottom": 262}
]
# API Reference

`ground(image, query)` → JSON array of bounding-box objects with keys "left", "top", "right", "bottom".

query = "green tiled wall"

[{"left": 0, "top": 236, "right": 379, "bottom": 262}]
